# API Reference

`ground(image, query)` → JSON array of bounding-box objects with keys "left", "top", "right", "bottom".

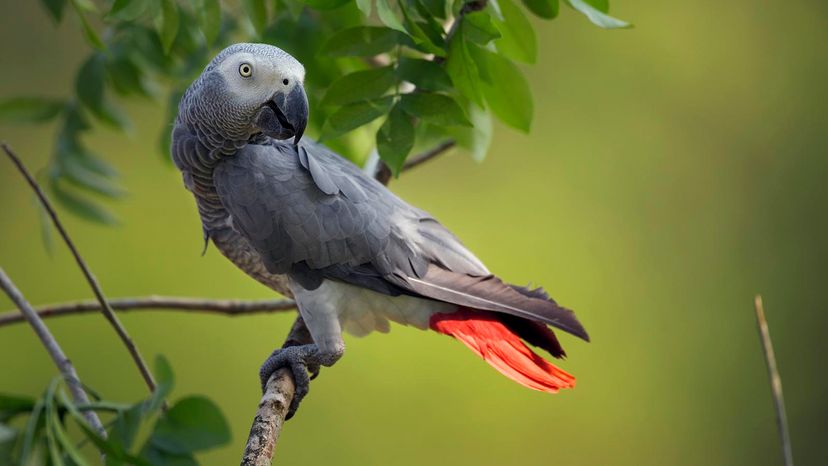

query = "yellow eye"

[{"left": 239, "top": 63, "right": 253, "bottom": 78}]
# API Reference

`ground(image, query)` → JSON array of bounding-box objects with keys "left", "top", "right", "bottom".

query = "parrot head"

[{"left": 180, "top": 43, "right": 308, "bottom": 145}]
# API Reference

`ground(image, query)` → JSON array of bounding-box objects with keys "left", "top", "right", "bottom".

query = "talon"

[
  {"left": 308, "top": 363, "right": 321, "bottom": 380},
  {"left": 259, "top": 344, "right": 316, "bottom": 418}
]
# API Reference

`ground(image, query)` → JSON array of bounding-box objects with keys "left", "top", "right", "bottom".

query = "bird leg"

[{"left": 259, "top": 342, "right": 343, "bottom": 419}]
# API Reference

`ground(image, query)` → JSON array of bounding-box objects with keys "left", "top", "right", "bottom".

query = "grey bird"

[{"left": 172, "top": 43, "right": 589, "bottom": 418}]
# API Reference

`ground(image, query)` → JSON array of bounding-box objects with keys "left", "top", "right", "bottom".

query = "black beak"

[{"left": 255, "top": 84, "right": 308, "bottom": 145}]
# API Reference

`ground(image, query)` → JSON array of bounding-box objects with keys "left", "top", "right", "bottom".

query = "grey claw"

[
  {"left": 259, "top": 345, "right": 315, "bottom": 419},
  {"left": 308, "top": 363, "right": 321, "bottom": 380}
]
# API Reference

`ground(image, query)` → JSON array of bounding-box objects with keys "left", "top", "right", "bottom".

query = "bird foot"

[{"left": 259, "top": 344, "right": 339, "bottom": 419}]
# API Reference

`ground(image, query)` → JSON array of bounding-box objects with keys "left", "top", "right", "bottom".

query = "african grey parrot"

[{"left": 172, "top": 43, "right": 589, "bottom": 417}]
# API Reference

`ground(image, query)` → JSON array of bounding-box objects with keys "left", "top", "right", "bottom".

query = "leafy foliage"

[
  {"left": 0, "top": 356, "right": 231, "bottom": 465},
  {"left": 1, "top": 0, "right": 629, "bottom": 223},
  {"left": 3, "top": 0, "right": 628, "bottom": 220}
]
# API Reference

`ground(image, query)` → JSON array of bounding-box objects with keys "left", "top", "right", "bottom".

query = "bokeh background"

[{"left": 2, "top": 1, "right": 827, "bottom": 465}]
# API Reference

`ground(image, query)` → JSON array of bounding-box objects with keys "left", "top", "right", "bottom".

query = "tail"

[{"left": 430, "top": 308, "right": 576, "bottom": 392}]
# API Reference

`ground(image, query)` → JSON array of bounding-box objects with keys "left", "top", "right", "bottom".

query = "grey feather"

[{"left": 211, "top": 138, "right": 587, "bottom": 340}]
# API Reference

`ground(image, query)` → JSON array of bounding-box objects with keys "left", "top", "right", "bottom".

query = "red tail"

[{"left": 430, "top": 308, "right": 575, "bottom": 392}]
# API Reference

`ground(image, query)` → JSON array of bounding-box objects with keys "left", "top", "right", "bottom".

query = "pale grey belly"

[{"left": 311, "top": 280, "right": 455, "bottom": 337}]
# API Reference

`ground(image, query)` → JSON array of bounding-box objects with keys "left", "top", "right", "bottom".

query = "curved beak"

[{"left": 254, "top": 84, "right": 309, "bottom": 145}]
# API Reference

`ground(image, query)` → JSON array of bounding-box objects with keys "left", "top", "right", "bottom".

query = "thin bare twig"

[
  {"left": 375, "top": 139, "right": 456, "bottom": 186},
  {"left": 754, "top": 295, "right": 794, "bottom": 466},
  {"left": 0, "top": 296, "right": 297, "bottom": 327},
  {"left": 1, "top": 142, "right": 157, "bottom": 393},
  {"left": 0, "top": 267, "right": 106, "bottom": 437}
]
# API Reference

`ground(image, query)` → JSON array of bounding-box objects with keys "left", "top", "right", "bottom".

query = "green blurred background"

[{"left": 2, "top": 1, "right": 827, "bottom": 465}]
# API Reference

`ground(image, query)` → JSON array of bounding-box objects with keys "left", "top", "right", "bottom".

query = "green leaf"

[
  {"left": 418, "top": 0, "right": 446, "bottom": 19},
  {"left": 76, "top": 54, "right": 130, "bottom": 130},
  {"left": 322, "top": 97, "right": 393, "bottom": 140},
  {"left": 244, "top": 0, "right": 267, "bottom": 34},
  {"left": 147, "top": 355, "right": 175, "bottom": 414},
  {"left": 445, "top": 26, "right": 483, "bottom": 106},
  {"left": 199, "top": 0, "right": 222, "bottom": 44},
  {"left": 450, "top": 104, "right": 493, "bottom": 161},
  {"left": 141, "top": 444, "right": 198, "bottom": 466},
  {"left": 474, "top": 47, "right": 533, "bottom": 132},
  {"left": 321, "top": 27, "right": 411, "bottom": 57},
  {"left": 110, "top": 403, "right": 144, "bottom": 453},
  {"left": 149, "top": 396, "right": 231, "bottom": 454},
  {"left": 322, "top": 66, "right": 396, "bottom": 106},
  {"left": 109, "top": 0, "right": 150, "bottom": 20},
  {"left": 19, "top": 396, "right": 45, "bottom": 465},
  {"left": 464, "top": 11, "right": 501, "bottom": 45},
  {"left": 50, "top": 181, "right": 118, "bottom": 225},
  {"left": 157, "top": 0, "right": 180, "bottom": 53},
  {"left": 376, "top": 0, "right": 405, "bottom": 32},
  {"left": 0, "top": 97, "right": 64, "bottom": 124},
  {"left": 565, "top": 0, "right": 630, "bottom": 29},
  {"left": 59, "top": 391, "right": 149, "bottom": 465},
  {"left": 494, "top": 0, "right": 537, "bottom": 63},
  {"left": 0, "top": 394, "right": 36, "bottom": 423},
  {"left": 521, "top": 0, "right": 558, "bottom": 19},
  {"left": 74, "top": 7, "right": 104, "bottom": 49},
  {"left": 107, "top": 57, "right": 150, "bottom": 97},
  {"left": 399, "top": 1, "right": 444, "bottom": 56},
  {"left": 48, "top": 396, "right": 91, "bottom": 466},
  {"left": 356, "top": 0, "right": 372, "bottom": 17},
  {"left": 376, "top": 104, "right": 414, "bottom": 176},
  {"left": 301, "top": 0, "right": 351, "bottom": 10},
  {"left": 43, "top": 382, "right": 64, "bottom": 466},
  {"left": 40, "top": 0, "right": 67, "bottom": 22},
  {"left": 61, "top": 156, "right": 125, "bottom": 198},
  {"left": 400, "top": 93, "right": 471, "bottom": 126},
  {"left": 76, "top": 54, "right": 106, "bottom": 115},
  {"left": 397, "top": 57, "right": 452, "bottom": 92}
]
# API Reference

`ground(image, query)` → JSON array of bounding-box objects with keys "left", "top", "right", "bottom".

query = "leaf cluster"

[
  {"left": 0, "top": 356, "right": 231, "bottom": 465},
  {"left": 0, "top": 0, "right": 629, "bottom": 221}
]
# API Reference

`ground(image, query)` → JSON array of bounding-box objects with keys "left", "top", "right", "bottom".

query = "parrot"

[{"left": 172, "top": 43, "right": 589, "bottom": 418}]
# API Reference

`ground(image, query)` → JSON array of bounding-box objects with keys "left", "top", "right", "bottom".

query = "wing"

[
  {"left": 214, "top": 140, "right": 449, "bottom": 285},
  {"left": 214, "top": 140, "right": 587, "bottom": 340}
]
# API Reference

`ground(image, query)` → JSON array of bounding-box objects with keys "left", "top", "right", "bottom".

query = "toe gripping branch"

[{"left": 258, "top": 316, "right": 344, "bottom": 420}]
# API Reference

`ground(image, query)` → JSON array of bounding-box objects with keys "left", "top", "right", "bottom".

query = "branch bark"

[
  {"left": 2, "top": 142, "right": 157, "bottom": 394},
  {"left": 754, "top": 295, "right": 794, "bottom": 466},
  {"left": 0, "top": 267, "right": 106, "bottom": 437},
  {"left": 240, "top": 317, "right": 312, "bottom": 466},
  {"left": 374, "top": 139, "right": 456, "bottom": 186},
  {"left": 0, "top": 296, "right": 296, "bottom": 327}
]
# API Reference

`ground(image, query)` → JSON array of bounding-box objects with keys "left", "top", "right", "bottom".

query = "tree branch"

[
  {"left": 0, "top": 296, "right": 296, "bottom": 327},
  {"left": 754, "top": 295, "right": 794, "bottom": 466},
  {"left": 374, "top": 139, "right": 456, "bottom": 186},
  {"left": 1, "top": 142, "right": 157, "bottom": 393},
  {"left": 0, "top": 267, "right": 106, "bottom": 438},
  {"left": 240, "top": 317, "right": 312, "bottom": 466}
]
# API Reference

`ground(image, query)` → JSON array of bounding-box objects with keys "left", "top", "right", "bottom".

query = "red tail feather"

[{"left": 430, "top": 308, "right": 575, "bottom": 392}]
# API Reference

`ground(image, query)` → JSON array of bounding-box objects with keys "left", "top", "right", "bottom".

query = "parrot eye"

[
  {"left": 239, "top": 63, "right": 253, "bottom": 78},
  {"left": 283, "top": 79, "right": 289, "bottom": 85}
]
